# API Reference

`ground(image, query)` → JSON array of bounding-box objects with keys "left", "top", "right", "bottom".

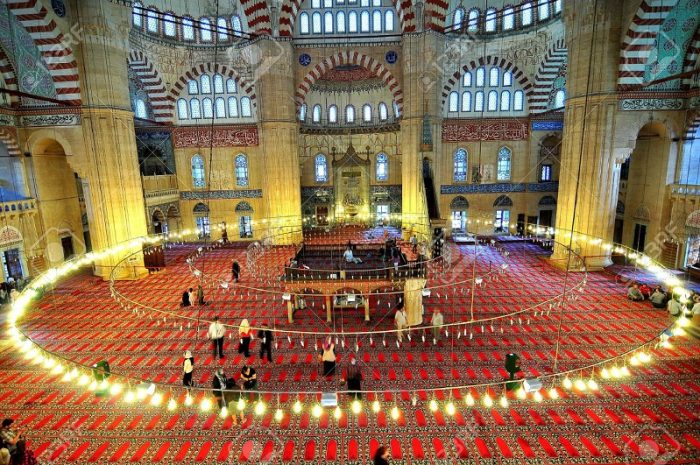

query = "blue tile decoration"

[
  {"left": 180, "top": 190, "right": 263, "bottom": 200},
  {"left": 531, "top": 121, "right": 563, "bottom": 131},
  {"left": 385, "top": 50, "right": 398, "bottom": 64},
  {"left": 299, "top": 54, "right": 311, "bottom": 66},
  {"left": 440, "top": 182, "right": 558, "bottom": 194}
]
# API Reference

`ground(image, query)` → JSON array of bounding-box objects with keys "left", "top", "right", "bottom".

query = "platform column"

[
  {"left": 364, "top": 296, "right": 370, "bottom": 322},
  {"left": 287, "top": 300, "right": 294, "bottom": 324},
  {"left": 325, "top": 296, "right": 332, "bottom": 323}
]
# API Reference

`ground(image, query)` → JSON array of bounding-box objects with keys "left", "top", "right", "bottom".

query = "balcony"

[
  {"left": 0, "top": 198, "right": 36, "bottom": 215},
  {"left": 300, "top": 115, "right": 400, "bottom": 134},
  {"left": 669, "top": 184, "right": 700, "bottom": 199},
  {"left": 142, "top": 175, "right": 180, "bottom": 206}
]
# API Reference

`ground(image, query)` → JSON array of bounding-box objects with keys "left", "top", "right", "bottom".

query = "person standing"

[
  {"left": 345, "top": 358, "right": 362, "bottom": 399},
  {"left": 208, "top": 316, "right": 226, "bottom": 359},
  {"left": 319, "top": 337, "right": 336, "bottom": 377},
  {"left": 212, "top": 368, "right": 228, "bottom": 410},
  {"left": 197, "top": 284, "right": 206, "bottom": 306},
  {"left": 238, "top": 319, "right": 252, "bottom": 358},
  {"left": 394, "top": 307, "right": 408, "bottom": 342},
  {"left": 182, "top": 350, "right": 195, "bottom": 388},
  {"left": 373, "top": 446, "right": 390, "bottom": 465},
  {"left": 239, "top": 365, "right": 258, "bottom": 394},
  {"left": 257, "top": 323, "right": 273, "bottom": 363},
  {"left": 431, "top": 309, "right": 444, "bottom": 344},
  {"left": 181, "top": 289, "right": 191, "bottom": 307},
  {"left": 188, "top": 287, "right": 196, "bottom": 307},
  {"left": 232, "top": 260, "right": 240, "bottom": 283}
]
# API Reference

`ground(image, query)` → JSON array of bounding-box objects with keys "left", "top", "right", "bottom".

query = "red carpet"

[{"left": 2, "top": 236, "right": 699, "bottom": 464}]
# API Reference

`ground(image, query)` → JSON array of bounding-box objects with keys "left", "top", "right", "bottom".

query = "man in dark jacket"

[{"left": 258, "top": 323, "right": 273, "bottom": 363}]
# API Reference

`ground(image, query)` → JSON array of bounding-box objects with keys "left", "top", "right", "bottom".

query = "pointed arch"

[
  {"left": 530, "top": 38, "right": 567, "bottom": 114},
  {"left": 0, "top": 127, "right": 21, "bottom": 156},
  {"left": 128, "top": 50, "right": 171, "bottom": 122},
  {"left": 0, "top": 46, "right": 19, "bottom": 107}
]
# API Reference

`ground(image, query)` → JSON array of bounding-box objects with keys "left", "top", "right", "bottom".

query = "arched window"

[
  {"left": 372, "top": 10, "right": 382, "bottom": 31},
  {"left": 191, "top": 155, "right": 205, "bottom": 188},
  {"left": 379, "top": 102, "right": 388, "bottom": 120},
  {"left": 300, "top": 12, "right": 310, "bottom": 33},
  {"left": 202, "top": 98, "right": 213, "bottom": 118},
  {"left": 227, "top": 79, "right": 237, "bottom": 93},
  {"left": 190, "top": 99, "right": 201, "bottom": 118},
  {"left": 214, "top": 74, "right": 224, "bottom": 94},
  {"left": 503, "top": 7, "right": 514, "bottom": 30},
  {"left": 453, "top": 7, "right": 464, "bottom": 30},
  {"left": 448, "top": 92, "right": 459, "bottom": 112},
  {"left": 521, "top": 2, "right": 532, "bottom": 26},
  {"left": 348, "top": 11, "right": 358, "bottom": 32},
  {"left": 360, "top": 11, "right": 370, "bottom": 32},
  {"left": 146, "top": 8, "right": 158, "bottom": 32},
  {"left": 312, "top": 104, "right": 321, "bottom": 123},
  {"left": 312, "top": 0, "right": 321, "bottom": 7},
  {"left": 183, "top": 17, "right": 194, "bottom": 40},
  {"left": 240, "top": 97, "right": 252, "bottom": 117},
  {"left": 228, "top": 97, "right": 239, "bottom": 117},
  {"left": 363, "top": 104, "right": 372, "bottom": 122},
  {"left": 215, "top": 97, "right": 226, "bottom": 117},
  {"left": 298, "top": 103, "right": 307, "bottom": 121},
  {"left": 235, "top": 154, "right": 249, "bottom": 187},
  {"left": 312, "top": 12, "right": 322, "bottom": 33},
  {"left": 474, "top": 91, "right": 484, "bottom": 111},
  {"left": 201, "top": 75, "right": 211, "bottom": 94},
  {"left": 503, "top": 72, "right": 513, "bottom": 87},
  {"left": 487, "top": 90, "right": 498, "bottom": 111},
  {"left": 376, "top": 152, "right": 388, "bottom": 181},
  {"left": 500, "top": 91, "right": 510, "bottom": 111},
  {"left": 325, "top": 11, "right": 334, "bottom": 32},
  {"left": 461, "top": 92, "right": 471, "bottom": 111},
  {"left": 232, "top": 15, "right": 243, "bottom": 36},
  {"left": 497, "top": 146, "right": 511, "bottom": 180},
  {"left": 385, "top": 10, "right": 394, "bottom": 30},
  {"left": 453, "top": 148, "right": 468, "bottom": 182},
  {"left": 554, "top": 89, "right": 566, "bottom": 108},
  {"left": 346, "top": 105, "right": 355, "bottom": 123},
  {"left": 554, "top": 0, "right": 562, "bottom": 13},
  {"left": 513, "top": 90, "right": 524, "bottom": 111},
  {"left": 163, "top": 13, "right": 176, "bottom": 36},
  {"left": 315, "top": 154, "right": 328, "bottom": 182},
  {"left": 463, "top": 72, "right": 472, "bottom": 87},
  {"left": 132, "top": 2, "right": 143, "bottom": 27},
  {"left": 467, "top": 9, "right": 479, "bottom": 32},
  {"left": 200, "top": 18, "right": 212, "bottom": 41},
  {"left": 393, "top": 101, "right": 400, "bottom": 117},
  {"left": 337, "top": 11, "right": 346, "bottom": 32},
  {"left": 538, "top": 0, "right": 550, "bottom": 20},
  {"left": 476, "top": 67, "right": 485, "bottom": 87},
  {"left": 328, "top": 105, "right": 338, "bottom": 123},
  {"left": 489, "top": 68, "right": 499, "bottom": 86},
  {"left": 484, "top": 8, "right": 497, "bottom": 32},
  {"left": 177, "top": 99, "right": 188, "bottom": 119},
  {"left": 188, "top": 80, "right": 199, "bottom": 95},
  {"left": 134, "top": 98, "right": 147, "bottom": 118},
  {"left": 217, "top": 17, "right": 228, "bottom": 40}
]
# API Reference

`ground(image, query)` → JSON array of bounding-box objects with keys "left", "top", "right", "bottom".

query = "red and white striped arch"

[
  {"left": 294, "top": 51, "right": 404, "bottom": 113},
  {"left": 0, "top": 127, "right": 21, "bottom": 156},
  {"left": 530, "top": 39, "right": 567, "bottom": 114},
  {"left": 240, "top": 0, "right": 273, "bottom": 34},
  {"left": 5, "top": 0, "right": 81, "bottom": 105},
  {"left": 0, "top": 47, "right": 19, "bottom": 107},
  {"left": 168, "top": 63, "right": 257, "bottom": 121},
  {"left": 278, "top": 0, "right": 415, "bottom": 36},
  {"left": 441, "top": 56, "right": 534, "bottom": 110},
  {"left": 128, "top": 50, "right": 171, "bottom": 123}
]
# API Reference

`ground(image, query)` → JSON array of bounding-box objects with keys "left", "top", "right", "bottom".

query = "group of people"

[
  {"left": 627, "top": 282, "right": 700, "bottom": 320},
  {"left": 181, "top": 285, "right": 206, "bottom": 307},
  {"left": 0, "top": 282, "right": 20, "bottom": 306},
  {"left": 394, "top": 306, "right": 445, "bottom": 344},
  {"left": 1, "top": 418, "right": 34, "bottom": 465}
]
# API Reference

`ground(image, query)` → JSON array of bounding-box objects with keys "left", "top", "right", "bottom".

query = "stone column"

[
  {"left": 74, "top": 0, "right": 148, "bottom": 279},
  {"left": 255, "top": 39, "right": 303, "bottom": 244},
  {"left": 551, "top": 0, "right": 626, "bottom": 270}
]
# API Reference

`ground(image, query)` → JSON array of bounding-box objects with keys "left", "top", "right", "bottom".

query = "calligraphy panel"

[
  {"left": 442, "top": 119, "right": 529, "bottom": 142},
  {"left": 173, "top": 125, "right": 259, "bottom": 148}
]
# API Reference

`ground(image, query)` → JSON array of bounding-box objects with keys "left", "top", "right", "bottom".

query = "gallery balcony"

[
  {"left": 299, "top": 115, "right": 401, "bottom": 134},
  {"left": 141, "top": 174, "right": 179, "bottom": 206}
]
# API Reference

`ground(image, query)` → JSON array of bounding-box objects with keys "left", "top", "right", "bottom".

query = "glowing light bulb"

[
  {"left": 483, "top": 394, "right": 493, "bottom": 408},
  {"left": 600, "top": 368, "right": 610, "bottom": 379},
  {"left": 274, "top": 409, "right": 284, "bottom": 422},
  {"left": 587, "top": 379, "right": 598, "bottom": 390},
  {"left": 351, "top": 400, "right": 362, "bottom": 414},
  {"left": 499, "top": 395, "right": 509, "bottom": 408},
  {"left": 533, "top": 391, "right": 543, "bottom": 402},
  {"left": 574, "top": 379, "right": 587, "bottom": 391},
  {"left": 237, "top": 398, "right": 246, "bottom": 411},
  {"left": 293, "top": 400, "right": 302, "bottom": 414},
  {"left": 548, "top": 387, "right": 559, "bottom": 399},
  {"left": 184, "top": 394, "right": 193, "bottom": 406},
  {"left": 150, "top": 393, "right": 163, "bottom": 406},
  {"left": 167, "top": 399, "right": 177, "bottom": 411},
  {"left": 445, "top": 402, "right": 456, "bottom": 416},
  {"left": 255, "top": 401, "right": 266, "bottom": 416},
  {"left": 124, "top": 391, "right": 136, "bottom": 403},
  {"left": 678, "top": 317, "right": 690, "bottom": 328},
  {"left": 88, "top": 380, "right": 98, "bottom": 391},
  {"left": 333, "top": 407, "right": 342, "bottom": 419},
  {"left": 146, "top": 383, "right": 156, "bottom": 395},
  {"left": 562, "top": 377, "right": 573, "bottom": 389},
  {"left": 639, "top": 352, "right": 651, "bottom": 363},
  {"left": 200, "top": 398, "right": 213, "bottom": 411},
  {"left": 465, "top": 393, "right": 475, "bottom": 406},
  {"left": 630, "top": 355, "right": 640, "bottom": 366},
  {"left": 516, "top": 388, "right": 527, "bottom": 400},
  {"left": 620, "top": 366, "right": 630, "bottom": 377},
  {"left": 611, "top": 366, "right": 621, "bottom": 378},
  {"left": 390, "top": 406, "right": 400, "bottom": 420},
  {"left": 672, "top": 326, "right": 685, "bottom": 337},
  {"left": 372, "top": 400, "right": 381, "bottom": 413},
  {"left": 51, "top": 364, "right": 64, "bottom": 375},
  {"left": 109, "top": 383, "right": 123, "bottom": 396},
  {"left": 312, "top": 404, "right": 323, "bottom": 418},
  {"left": 220, "top": 406, "right": 229, "bottom": 418},
  {"left": 429, "top": 399, "right": 438, "bottom": 412}
]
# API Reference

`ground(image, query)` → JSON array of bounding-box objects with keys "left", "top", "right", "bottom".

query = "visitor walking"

[
  {"left": 319, "top": 337, "right": 336, "bottom": 377},
  {"left": 345, "top": 357, "right": 362, "bottom": 399},
  {"left": 431, "top": 309, "right": 444, "bottom": 344},
  {"left": 208, "top": 316, "right": 226, "bottom": 359},
  {"left": 394, "top": 307, "right": 407, "bottom": 342},
  {"left": 196, "top": 284, "right": 206, "bottom": 305},
  {"left": 232, "top": 260, "right": 240, "bottom": 283},
  {"left": 373, "top": 446, "right": 390, "bottom": 465},
  {"left": 182, "top": 350, "right": 195, "bottom": 388},
  {"left": 238, "top": 319, "right": 252, "bottom": 358},
  {"left": 212, "top": 368, "right": 228, "bottom": 410},
  {"left": 181, "top": 288, "right": 191, "bottom": 307},
  {"left": 257, "top": 323, "right": 273, "bottom": 363}
]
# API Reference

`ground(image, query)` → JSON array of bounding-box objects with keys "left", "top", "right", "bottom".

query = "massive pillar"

[
  {"left": 552, "top": 0, "right": 626, "bottom": 270},
  {"left": 74, "top": 0, "right": 148, "bottom": 278},
  {"left": 400, "top": 34, "right": 444, "bottom": 239},
  {"left": 256, "top": 39, "right": 303, "bottom": 244}
]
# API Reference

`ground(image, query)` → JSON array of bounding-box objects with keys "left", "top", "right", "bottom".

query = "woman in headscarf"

[
  {"left": 182, "top": 350, "right": 194, "bottom": 389},
  {"left": 238, "top": 319, "right": 252, "bottom": 357},
  {"left": 319, "top": 336, "right": 336, "bottom": 377}
]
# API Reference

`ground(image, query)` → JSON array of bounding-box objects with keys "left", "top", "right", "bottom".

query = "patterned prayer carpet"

[{"left": 2, "top": 235, "right": 699, "bottom": 464}]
